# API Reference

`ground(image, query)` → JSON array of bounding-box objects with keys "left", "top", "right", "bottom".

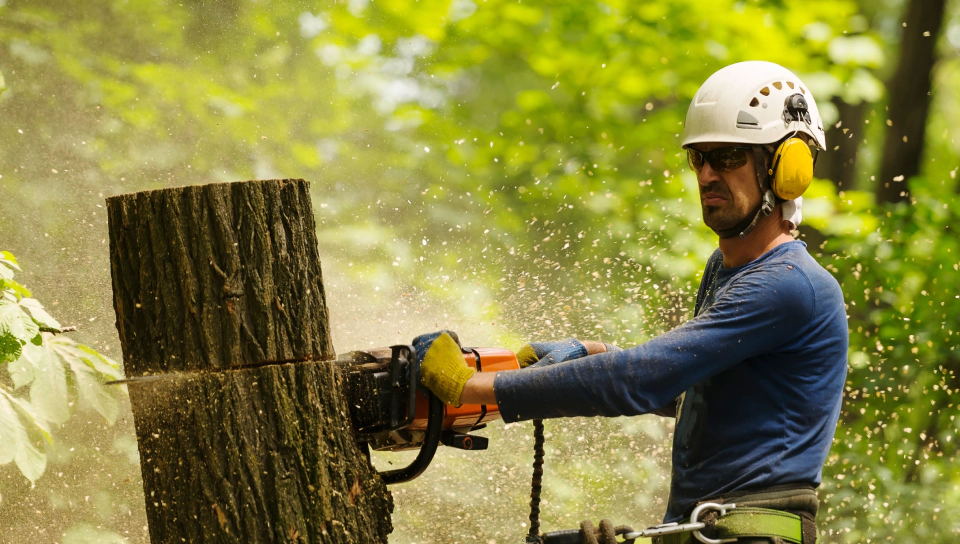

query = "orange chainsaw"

[{"left": 336, "top": 344, "right": 519, "bottom": 484}]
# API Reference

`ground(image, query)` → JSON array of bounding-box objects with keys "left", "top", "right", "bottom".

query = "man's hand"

[
  {"left": 516, "top": 339, "right": 587, "bottom": 368},
  {"left": 412, "top": 330, "right": 476, "bottom": 407},
  {"left": 516, "top": 339, "right": 612, "bottom": 368}
]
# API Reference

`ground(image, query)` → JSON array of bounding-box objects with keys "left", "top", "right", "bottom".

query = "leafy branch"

[{"left": 0, "top": 250, "right": 125, "bottom": 483}]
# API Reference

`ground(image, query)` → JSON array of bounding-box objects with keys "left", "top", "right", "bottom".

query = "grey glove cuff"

[{"left": 602, "top": 342, "right": 621, "bottom": 353}]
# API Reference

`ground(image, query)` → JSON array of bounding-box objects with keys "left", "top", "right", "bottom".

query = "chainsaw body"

[{"left": 336, "top": 344, "right": 519, "bottom": 483}]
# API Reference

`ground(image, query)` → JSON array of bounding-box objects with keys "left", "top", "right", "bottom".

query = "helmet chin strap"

[{"left": 711, "top": 147, "right": 775, "bottom": 239}]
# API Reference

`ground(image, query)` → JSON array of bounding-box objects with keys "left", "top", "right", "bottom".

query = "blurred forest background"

[{"left": 1, "top": 0, "right": 959, "bottom": 542}]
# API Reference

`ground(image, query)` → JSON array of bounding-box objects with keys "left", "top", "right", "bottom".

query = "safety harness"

[
  {"left": 644, "top": 503, "right": 803, "bottom": 544},
  {"left": 526, "top": 419, "right": 812, "bottom": 544}
]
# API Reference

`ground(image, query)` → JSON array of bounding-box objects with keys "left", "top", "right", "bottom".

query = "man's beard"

[{"left": 700, "top": 182, "right": 757, "bottom": 231}]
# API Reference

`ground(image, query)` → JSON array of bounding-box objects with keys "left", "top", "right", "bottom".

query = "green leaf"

[
  {"left": 73, "top": 364, "right": 120, "bottom": 425},
  {"left": 0, "top": 278, "right": 32, "bottom": 299},
  {"left": 0, "top": 388, "right": 53, "bottom": 444},
  {"left": 0, "top": 392, "right": 23, "bottom": 465},
  {"left": 52, "top": 339, "right": 121, "bottom": 424},
  {"left": 0, "top": 251, "right": 19, "bottom": 271},
  {"left": 21, "top": 342, "right": 70, "bottom": 426},
  {"left": 75, "top": 343, "right": 123, "bottom": 380},
  {"left": 0, "top": 252, "right": 19, "bottom": 286},
  {"left": 0, "top": 334, "right": 23, "bottom": 365},
  {"left": 19, "top": 298, "right": 62, "bottom": 331},
  {"left": 0, "top": 296, "right": 41, "bottom": 347},
  {"left": 0, "top": 390, "right": 47, "bottom": 482},
  {"left": 14, "top": 440, "right": 46, "bottom": 483},
  {"left": 7, "top": 350, "right": 36, "bottom": 389}
]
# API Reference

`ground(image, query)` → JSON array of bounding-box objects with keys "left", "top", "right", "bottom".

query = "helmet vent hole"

[
  {"left": 749, "top": 97, "right": 760, "bottom": 107},
  {"left": 786, "top": 81, "right": 795, "bottom": 89},
  {"left": 800, "top": 86, "right": 807, "bottom": 94},
  {"left": 759, "top": 87, "right": 770, "bottom": 96},
  {"left": 772, "top": 81, "right": 782, "bottom": 90}
]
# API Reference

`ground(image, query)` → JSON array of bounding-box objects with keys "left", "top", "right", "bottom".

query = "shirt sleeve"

[{"left": 493, "top": 265, "right": 817, "bottom": 422}]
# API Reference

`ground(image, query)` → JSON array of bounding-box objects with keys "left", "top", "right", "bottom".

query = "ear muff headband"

[{"left": 768, "top": 137, "right": 813, "bottom": 200}]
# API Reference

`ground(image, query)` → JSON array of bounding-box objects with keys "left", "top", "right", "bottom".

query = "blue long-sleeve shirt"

[{"left": 494, "top": 241, "right": 847, "bottom": 522}]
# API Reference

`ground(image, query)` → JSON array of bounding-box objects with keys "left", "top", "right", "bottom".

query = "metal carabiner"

[
  {"left": 689, "top": 502, "right": 737, "bottom": 544},
  {"left": 623, "top": 520, "right": 705, "bottom": 540},
  {"left": 618, "top": 501, "right": 737, "bottom": 543}
]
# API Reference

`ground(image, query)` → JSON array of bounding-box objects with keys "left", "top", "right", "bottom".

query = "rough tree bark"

[
  {"left": 876, "top": 0, "right": 948, "bottom": 204},
  {"left": 106, "top": 179, "right": 392, "bottom": 543}
]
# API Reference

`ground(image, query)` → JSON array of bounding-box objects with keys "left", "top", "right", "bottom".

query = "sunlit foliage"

[{"left": 818, "top": 192, "right": 960, "bottom": 541}]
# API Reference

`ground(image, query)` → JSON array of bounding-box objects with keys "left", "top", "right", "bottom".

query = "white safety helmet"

[{"left": 682, "top": 61, "right": 826, "bottom": 150}]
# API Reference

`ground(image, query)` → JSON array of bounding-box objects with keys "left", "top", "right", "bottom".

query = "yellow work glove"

[
  {"left": 515, "top": 343, "right": 541, "bottom": 369},
  {"left": 412, "top": 330, "right": 476, "bottom": 407}
]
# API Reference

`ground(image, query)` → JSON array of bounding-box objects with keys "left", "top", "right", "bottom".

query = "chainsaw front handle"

[{"left": 379, "top": 385, "right": 444, "bottom": 484}]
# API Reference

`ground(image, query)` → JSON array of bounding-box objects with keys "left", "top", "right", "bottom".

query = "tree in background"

[{"left": 877, "top": 0, "right": 949, "bottom": 204}]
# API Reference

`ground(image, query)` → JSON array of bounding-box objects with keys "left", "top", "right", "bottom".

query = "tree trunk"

[
  {"left": 106, "top": 179, "right": 392, "bottom": 543},
  {"left": 819, "top": 96, "right": 865, "bottom": 191},
  {"left": 876, "top": 0, "right": 947, "bottom": 204}
]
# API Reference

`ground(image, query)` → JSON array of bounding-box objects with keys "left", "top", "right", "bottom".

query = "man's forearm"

[
  {"left": 581, "top": 340, "right": 609, "bottom": 355},
  {"left": 460, "top": 370, "right": 498, "bottom": 405},
  {"left": 456, "top": 341, "right": 608, "bottom": 406}
]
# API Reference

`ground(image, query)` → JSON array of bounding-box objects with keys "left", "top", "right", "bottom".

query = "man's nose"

[{"left": 697, "top": 160, "right": 720, "bottom": 186}]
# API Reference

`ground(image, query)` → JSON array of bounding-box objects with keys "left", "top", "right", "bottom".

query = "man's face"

[{"left": 690, "top": 142, "right": 763, "bottom": 231}]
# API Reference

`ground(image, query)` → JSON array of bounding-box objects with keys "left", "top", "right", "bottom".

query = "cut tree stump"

[{"left": 106, "top": 179, "right": 392, "bottom": 543}]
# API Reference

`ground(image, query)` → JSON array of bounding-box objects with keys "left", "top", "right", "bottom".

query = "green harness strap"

[{"left": 656, "top": 507, "right": 803, "bottom": 544}]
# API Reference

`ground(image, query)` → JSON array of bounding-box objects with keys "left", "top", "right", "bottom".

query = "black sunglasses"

[{"left": 686, "top": 146, "right": 753, "bottom": 173}]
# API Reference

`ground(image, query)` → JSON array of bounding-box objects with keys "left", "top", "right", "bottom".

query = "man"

[{"left": 415, "top": 61, "right": 847, "bottom": 543}]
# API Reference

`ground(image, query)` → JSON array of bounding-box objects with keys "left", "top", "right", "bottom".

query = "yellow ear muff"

[{"left": 767, "top": 137, "right": 813, "bottom": 200}]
